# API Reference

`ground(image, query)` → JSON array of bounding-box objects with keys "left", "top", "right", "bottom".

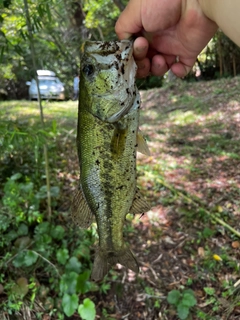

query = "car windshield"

[{"left": 39, "top": 79, "right": 58, "bottom": 86}]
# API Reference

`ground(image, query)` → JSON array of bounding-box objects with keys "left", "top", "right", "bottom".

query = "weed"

[{"left": 167, "top": 288, "right": 197, "bottom": 320}]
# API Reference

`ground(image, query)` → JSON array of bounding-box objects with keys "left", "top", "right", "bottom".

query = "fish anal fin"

[
  {"left": 137, "top": 131, "right": 150, "bottom": 156},
  {"left": 129, "top": 187, "right": 150, "bottom": 215},
  {"left": 71, "top": 186, "right": 93, "bottom": 228}
]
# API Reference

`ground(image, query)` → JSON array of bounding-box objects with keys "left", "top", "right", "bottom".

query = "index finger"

[{"left": 115, "top": 0, "right": 142, "bottom": 39}]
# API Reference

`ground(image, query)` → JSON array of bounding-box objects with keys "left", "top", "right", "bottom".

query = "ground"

[
  {"left": 0, "top": 76, "right": 240, "bottom": 320},
  {"left": 67, "top": 77, "right": 240, "bottom": 320}
]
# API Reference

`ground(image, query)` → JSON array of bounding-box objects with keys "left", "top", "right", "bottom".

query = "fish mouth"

[
  {"left": 83, "top": 40, "right": 133, "bottom": 55},
  {"left": 82, "top": 39, "right": 137, "bottom": 90},
  {"left": 81, "top": 40, "right": 138, "bottom": 122}
]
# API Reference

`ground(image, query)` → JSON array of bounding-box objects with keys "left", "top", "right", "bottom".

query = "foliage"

[
  {"left": 0, "top": 170, "right": 97, "bottom": 318},
  {"left": 83, "top": 0, "right": 127, "bottom": 40},
  {"left": 0, "top": 109, "right": 100, "bottom": 318},
  {"left": 0, "top": 0, "right": 87, "bottom": 99},
  {"left": 1, "top": 0, "right": 240, "bottom": 99},
  {"left": 167, "top": 289, "right": 197, "bottom": 320}
]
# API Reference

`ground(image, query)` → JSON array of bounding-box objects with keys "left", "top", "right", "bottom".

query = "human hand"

[{"left": 115, "top": 0, "right": 218, "bottom": 78}]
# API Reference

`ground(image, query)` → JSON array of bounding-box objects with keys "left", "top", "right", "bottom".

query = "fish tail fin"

[
  {"left": 91, "top": 247, "right": 139, "bottom": 281},
  {"left": 91, "top": 250, "right": 109, "bottom": 282},
  {"left": 113, "top": 247, "right": 139, "bottom": 274}
]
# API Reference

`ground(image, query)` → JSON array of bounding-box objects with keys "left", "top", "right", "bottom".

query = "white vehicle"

[{"left": 26, "top": 70, "right": 65, "bottom": 100}]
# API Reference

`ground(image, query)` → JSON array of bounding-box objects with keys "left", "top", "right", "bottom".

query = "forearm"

[{"left": 198, "top": 0, "right": 240, "bottom": 46}]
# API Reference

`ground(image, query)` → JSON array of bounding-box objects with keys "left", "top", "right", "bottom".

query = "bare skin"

[{"left": 115, "top": 0, "right": 240, "bottom": 78}]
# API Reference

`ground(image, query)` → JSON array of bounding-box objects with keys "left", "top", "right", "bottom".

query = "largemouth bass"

[{"left": 71, "top": 40, "right": 150, "bottom": 281}]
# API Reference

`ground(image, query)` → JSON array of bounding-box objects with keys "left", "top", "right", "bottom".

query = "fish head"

[{"left": 80, "top": 40, "right": 138, "bottom": 122}]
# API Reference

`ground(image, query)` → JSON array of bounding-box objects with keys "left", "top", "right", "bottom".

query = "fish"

[{"left": 71, "top": 40, "right": 151, "bottom": 281}]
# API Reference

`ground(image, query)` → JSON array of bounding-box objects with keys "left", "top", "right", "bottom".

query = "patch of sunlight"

[
  {"left": 142, "top": 109, "right": 159, "bottom": 120},
  {"left": 169, "top": 110, "right": 201, "bottom": 125},
  {"left": 0, "top": 100, "right": 78, "bottom": 122}
]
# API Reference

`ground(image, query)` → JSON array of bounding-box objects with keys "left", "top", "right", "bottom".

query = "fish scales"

[{"left": 71, "top": 40, "right": 150, "bottom": 281}]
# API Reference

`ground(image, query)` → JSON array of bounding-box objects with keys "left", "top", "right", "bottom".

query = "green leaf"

[
  {"left": 167, "top": 290, "right": 181, "bottom": 305},
  {"left": 78, "top": 298, "right": 96, "bottom": 320},
  {"left": 204, "top": 287, "right": 215, "bottom": 296},
  {"left": 50, "top": 186, "right": 60, "bottom": 198},
  {"left": 60, "top": 272, "right": 78, "bottom": 295},
  {"left": 177, "top": 303, "right": 190, "bottom": 320},
  {"left": 65, "top": 257, "right": 82, "bottom": 273},
  {"left": 10, "top": 172, "right": 22, "bottom": 180},
  {"left": 51, "top": 225, "right": 65, "bottom": 240},
  {"left": 12, "top": 251, "right": 25, "bottom": 268},
  {"left": 182, "top": 292, "right": 197, "bottom": 307},
  {"left": 34, "top": 222, "right": 50, "bottom": 235},
  {"left": 62, "top": 293, "right": 78, "bottom": 317},
  {"left": 6, "top": 230, "right": 18, "bottom": 242},
  {"left": 76, "top": 271, "right": 91, "bottom": 294},
  {"left": 24, "top": 250, "right": 38, "bottom": 266},
  {"left": 17, "top": 223, "right": 28, "bottom": 236},
  {"left": 56, "top": 248, "right": 69, "bottom": 265}
]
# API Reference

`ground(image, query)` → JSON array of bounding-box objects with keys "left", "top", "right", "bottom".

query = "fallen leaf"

[
  {"left": 198, "top": 247, "right": 205, "bottom": 257},
  {"left": 232, "top": 241, "right": 240, "bottom": 249}
]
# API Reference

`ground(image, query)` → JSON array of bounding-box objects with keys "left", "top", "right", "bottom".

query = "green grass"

[{"left": 0, "top": 100, "right": 78, "bottom": 126}]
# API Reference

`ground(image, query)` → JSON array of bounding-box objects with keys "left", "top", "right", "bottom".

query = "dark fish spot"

[
  {"left": 82, "top": 64, "right": 94, "bottom": 76},
  {"left": 96, "top": 159, "right": 100, "bottom": 165},
  {"left": 116, "top": 185, "right": 124, "bottom": 190},
  {"left": 121, "top": 64, "right": 125, "bottom": 74}
]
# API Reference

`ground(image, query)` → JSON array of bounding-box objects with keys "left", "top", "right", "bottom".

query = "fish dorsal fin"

[
  {"left": 129, "top": 187, "right": 150, "bottom": 215},
  {"left": 137, "top": 131, "right": 151, "bottom": 156},
  {"left": 71, "top": 186, "right": 93, "bottom": 228}
]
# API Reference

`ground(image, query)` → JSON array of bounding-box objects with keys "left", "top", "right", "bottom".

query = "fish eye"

[{"left": 82, "top": 64, "right": 94, "bottom": 76}]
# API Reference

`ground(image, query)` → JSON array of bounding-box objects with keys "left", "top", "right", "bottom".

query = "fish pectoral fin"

[
  {"left": 137, "top": 131, "right": 151, "bottom": 156},
  {"left": 129, "top": 187, "right": 150, "bottom": 215},
  {"left": 71, "top": 186, "right": 93, "bottom": 228},
  {"left": 91, "top": 247, "right": 139, "bottom": 281}
]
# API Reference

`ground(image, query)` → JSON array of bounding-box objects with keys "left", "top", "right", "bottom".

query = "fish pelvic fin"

[
  {"left": 129, "top": 187, "right": 151, "bottom": 215},
  {"left": 71, "top": 185, "right": 93, "bottom": 228},
  {"left": 91, "top": 247, "right": 139, "bottom": 281},
  {"left": 137, "top": 130, "right": 151, "bottom": 156}
]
